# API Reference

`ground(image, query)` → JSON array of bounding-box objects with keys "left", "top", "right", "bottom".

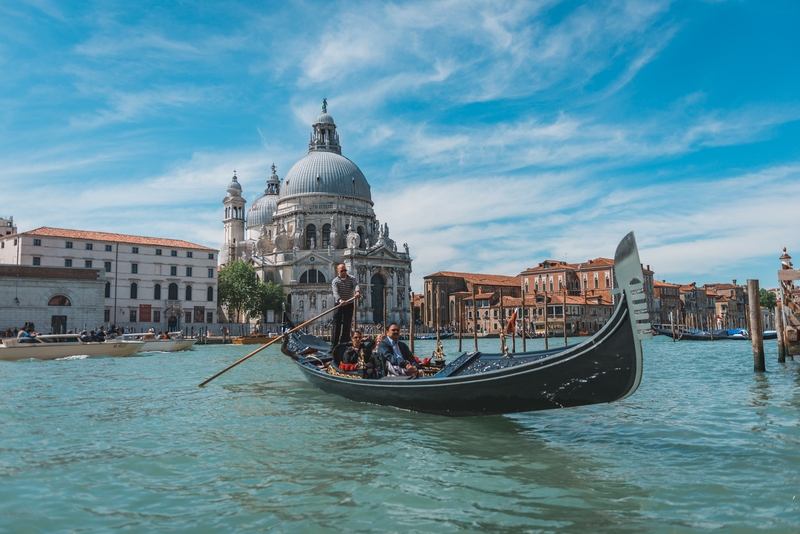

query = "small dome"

[
  {"left": 227, "top": 173, "right": 242, "bottom": 193},
  {"left": 247, "top": 194, "right": 278, "bottom": 228},
  {"left": 315, "top": 112, "right": 335, "bottom": 125},
  {"left": 281, "top": 151, "right": 371, "bottom": 202}
]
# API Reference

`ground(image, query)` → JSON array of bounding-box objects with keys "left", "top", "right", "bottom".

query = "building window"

[
  {"left": 207, "top": 286, "right": 214, "bottom": 302},
  {"left": 171, "top": 250, "right": 177, "bottom": 257},
  {"left": 605, "top": 277, "right": 611, "bottom": 288},
  {"left": 130, "top": 310, "right": 137, "bottom": 322},
  {"left": 170, "top": 266, "right": 177, "bottom": 276},
  {"left": 105, "top": 262, "right": 112, "bottom": 272},
  {"left": 186, "top": 267, "right": 192, "bottom": 277},
  {"left": 104, "top": 309, "right": 110, "bottom": 322},
  {"left": 85, "top": 260, "right": 92, "bottom": 268},
  {"left": 208, "top": 268, "right": 214, "bottom": 278},
  {"left": 64, "top": 259, "right": 72, "bottom": 267},
  {"left": 186, "top": 251, "right": 193, "bottom": 258},
  {"left": 132, "top": 247, "right": 138, "bottom": 254},
  {"left": 184, "top": 311, "right": 192, "bottom": 324},
  {"left": 208, "top": 253, "right": 214, "bottom": 260},
  {"left": 130, "top": 283, "right": 138, "bottom": 299},
  {"left": 153, "top": 310, "right": 161, "bottom": 322},
  {"left": 105, "top": 244, "right": 112, "bottom": 252},
  {"left": 105, "top": 282, "right": 111, "bottom": 298},
  {"left": 299, "top": 269, "right": 326, "bottom": 284},
  {"left": 33, "top": 239, "right": 41, "bottom": 246},
  {"left": 65, "top": 241, "right": 73, "bottom": 248},
  {"left": 549, "top": 281, "right": 554, "bottom": 292},
  {"left": 305, "top": 224, "right": 316, "bottom": 249},
  {"left": 131, "top": 263, "right": 138, "bottom": 274},
  {"left": 185, "top": 285, "right": 192, "bottom": 301},
  {"left": 206, "top": 312, "right": 213, "bottom": 323},
  {"left": 33, "top": 257, "right": 41, "bottom": 265},
  {"left": 48, "top": 295, "right": 71, "bottom": 306},
  {"left": 154, "top": 284, "right": 161, "bottom": 300},
  {"left": 168, "top": 283, "right": 178, "bottom": 300},
  {"left": 594, "top": 277, "right": 599, "bottom": 289},
  {"left": 156, "top": 249, "right": 162, "bottom": 256},
  {"left": 322, "top": 224, "right": 331, "bottom": 247},
  {"left": 86, "top": 243, "right": 93, "bottom": 250},
  {"left": 584, "top": 278, "right": 588, "bottom": 290}
]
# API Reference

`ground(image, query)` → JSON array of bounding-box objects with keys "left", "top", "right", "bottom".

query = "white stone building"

[
  {"left": 0, "top": 228, "right": 219, "bottom": 331},
  {"left": 221, "top": 101, "right": 413, "bottom": 326}
]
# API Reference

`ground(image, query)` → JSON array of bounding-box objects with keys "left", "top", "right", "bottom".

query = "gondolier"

[{"left": 331, "top": 264, "right": 360, "bottom": 351}]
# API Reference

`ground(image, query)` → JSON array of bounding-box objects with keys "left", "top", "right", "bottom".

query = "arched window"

[
  {"left": 305, "top": 224, "right": 316, "bottom": 249},
  {"left": 207, "top": 286, "right": 214, "bottom": 302},
  {"left": 105, "top": 282, "right": 111, "bottom": 298},
  {"left": 322, "top": 224, "right": 331, "bottom": 248},
  {"left": 130, "top": 283, "right": 138, "bottom": 299},
  {"left": 48, "top": 295, "right": 71, "bottom": 306},
  {"left": 168, "top": 283, "right": 178, "bottom": 300},
  {"left": 605, "top": 276, "right": 611, "bottom": 288},
  {"left": 185, "top": 285, "right": 192, "bottom": 301},
  {"left": 299, "top": 269, "right": 326, "bottom": 284},
  {"left": 357, "top": 226, "right": 364, "bottom": 247},
  {"left": 154, "top": 284, "right": 161, "bottom": 300}
]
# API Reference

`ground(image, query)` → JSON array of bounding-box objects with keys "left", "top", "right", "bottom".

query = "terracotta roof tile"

[
  {"left": 20, "top": 227, "right": 216, "bottom": 251},
  {"left": 424, "top": 271, "right": 520, "bottom": 285}
]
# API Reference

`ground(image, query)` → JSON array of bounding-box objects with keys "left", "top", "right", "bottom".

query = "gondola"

[
  {"left": 651, "top": 326, "right": 730, "bottom": 341},
  {"left": 280, "top": 232, "right": 652, "bottom": 416}
]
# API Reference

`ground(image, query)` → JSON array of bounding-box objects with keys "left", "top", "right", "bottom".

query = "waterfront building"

[
  {"left": 220, "top": 102, "right": 413, "bottom": 326},
  {"left": 653, "top": 280, "right": 682, "bottom": 326},
  {"left": 422, "top": 272, "right": 520, "bottom": 329},
  {"left": 0, "top": 265, "right": 105, "bottom": 335},
  {"left": 1, "top": 216, "right": 17, "bottom": 236},
  {"left": 705, "top": 281, "right": 747, "bottom": 329},
  {"left": 0, "top": 227, "right": 219, "bottom": 332},
  {"left": 678, "top": 283, "right": 717, "bottom": 330}
]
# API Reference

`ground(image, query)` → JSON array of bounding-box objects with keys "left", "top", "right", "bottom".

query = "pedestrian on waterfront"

[
  {"left": 330, "top": 263, "right": 360, "bottom": 352},
  {"left": 378, "top": 323, "right": 418, "bottom": 377}
]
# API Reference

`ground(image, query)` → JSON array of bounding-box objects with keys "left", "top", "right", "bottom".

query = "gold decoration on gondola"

[
  {"left": 327, "top": 365, "right": 363, "bottom": 379},
  {"left": 499, "top": 331, "right": 511, "bottom": 358},
  {"left": 357, "top": 347, "right": 366, "bottom": 370},
  {"left": 432, "top": 339, "right": 445, "bottom": 364}
]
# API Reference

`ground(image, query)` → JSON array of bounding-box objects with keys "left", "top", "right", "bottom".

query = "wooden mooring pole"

[
  {"left": 776, "top": 302, "right": 786, "bottom": 363},
  {"left": 748, "top": 279, "right": 765, "bottom": 372}
]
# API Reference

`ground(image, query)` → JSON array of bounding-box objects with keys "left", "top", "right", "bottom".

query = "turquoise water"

[{"left": 2, "top": 336, "right": 800, "bottom": 533}]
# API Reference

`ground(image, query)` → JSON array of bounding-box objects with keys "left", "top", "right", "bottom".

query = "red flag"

[{"left": 505, "top": 309, "right": 518, "bottom": 334}]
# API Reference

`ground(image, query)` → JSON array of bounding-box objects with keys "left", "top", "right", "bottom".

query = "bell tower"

[{"left": 221, "top": 171, "right": 246, "bottom": 266}]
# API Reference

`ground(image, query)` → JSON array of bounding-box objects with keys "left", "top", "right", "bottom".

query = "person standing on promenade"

[{"left": 331, "top": 263, "right": 360, "bottom": 351}]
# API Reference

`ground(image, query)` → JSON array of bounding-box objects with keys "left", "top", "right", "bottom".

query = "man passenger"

[{"left": 378, "top": 323, "right": 418, "bottom": 377}]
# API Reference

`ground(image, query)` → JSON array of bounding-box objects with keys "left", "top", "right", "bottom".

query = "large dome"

[
  {"left": 247, "top": 194, "right": 278, "bottom": 228},
  {"left": 281, "top": 151, "right": 372, "bottom": 202}
]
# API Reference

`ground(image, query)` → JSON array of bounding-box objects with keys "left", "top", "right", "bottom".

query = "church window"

[
  {"left": 357, "top": 226, "right": 364, "bottom": 247},
  {"left": 168, "top": 283, "right": 178, "bottom": 300},
  {"left": 130, "top": 283, "right": 138, "bottom": 299},
  {"left": 299, "top": 269, "right": 326, "bottom": 284},
  {"left": 154, "top": 284, "right": 161, "bottom": 300},
  {"left": 322, "top": 224, "right": 331, "bottom": 247},
  {"left": 48, "top": 295, "right": 71, "bottom": 306},
  {"left": 305, "top": 224, "right": 316, "bottom": 249},
  {"left": 185, "top": 285, "right": 192, "bottom": 301}
]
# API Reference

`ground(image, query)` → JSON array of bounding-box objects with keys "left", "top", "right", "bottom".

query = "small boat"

[
  {"left": 763, "top": 330, "right": 777, "bottom": 340},
  {"left": 0, "top": 334, "right": 144, "bottom": 361},
  {"left": 726, "top": 329, "right": 748, "bottom": 340},
  {"left": 121, "top": 332, "right": 197, "bottom": 352},
  {"left": 652, "top": 326, "right": 730, "bottom": 341},
  {"left": 280, "top": 232, "right": 651, "bottom": 416},
  {"left": 232, "top": 333, "right": 278, "bottom": 345}
]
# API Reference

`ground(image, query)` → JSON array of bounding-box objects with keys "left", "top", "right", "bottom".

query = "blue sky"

[{"left": 2, "top": 0, "right": 799, "bottom": 291}]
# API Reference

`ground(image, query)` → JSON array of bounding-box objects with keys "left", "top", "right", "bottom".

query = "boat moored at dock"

[{"left": 0, "top": 334, "right": 144, "bottom": 361}]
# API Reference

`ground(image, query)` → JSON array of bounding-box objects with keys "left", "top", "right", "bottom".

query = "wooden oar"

[{"left": 198, "top": 297, "right": 355, "bottom": 387}]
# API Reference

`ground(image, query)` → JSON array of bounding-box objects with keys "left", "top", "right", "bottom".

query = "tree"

[
  {"left": 250, "top": 281, "right": 286, "bottom": 323},
  {"left": 760, "top": 288, "right": 777, "bottom": 310},
  {"left": 218, "top": 260, "right": 260, "bottom": 322}
]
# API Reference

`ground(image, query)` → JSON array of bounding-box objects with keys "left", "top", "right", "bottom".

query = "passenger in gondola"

[{"left": 378, "top": 323, "right": 418, "bottom": 377}]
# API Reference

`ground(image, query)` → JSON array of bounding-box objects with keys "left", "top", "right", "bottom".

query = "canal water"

[{"left": 2, "top": 336, "right": 799, "bottom": 532}]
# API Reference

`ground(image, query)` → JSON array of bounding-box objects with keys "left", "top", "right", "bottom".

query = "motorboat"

[
  {"left": 0, "top": 334, "right": 144, "bottom": 361},
  {"left": 279, "top": 232, "right": 652, "bottom": 416},
  {"left": 120, "top": 332, "right": 197, "bottom": 352},
  {"left": 232, "top": 333, "right": 278, "bottom": 345}
]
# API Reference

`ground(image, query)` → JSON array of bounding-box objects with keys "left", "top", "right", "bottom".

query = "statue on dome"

[{"left": 322, "top": 98, "right": 327, "bottom": 113}]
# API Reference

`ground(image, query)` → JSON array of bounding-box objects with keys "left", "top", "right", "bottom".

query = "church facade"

[{"left": 220, "top": 102, "right": 412, "bottom": 327}]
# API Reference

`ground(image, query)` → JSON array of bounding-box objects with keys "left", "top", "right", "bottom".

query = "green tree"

[
  {"left": 250, "top": 281, "right": 286, "bottom": 323},
  {"left": 218, "top": 260, "right": 260, "bottom": 322},
  {"left": 760, "top": 288, "right": 777, "bottom": 309}
]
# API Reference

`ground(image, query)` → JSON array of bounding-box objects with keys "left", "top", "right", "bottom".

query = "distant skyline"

[{"left": 2, "top": 1, "right": 798, "bottom": 291}]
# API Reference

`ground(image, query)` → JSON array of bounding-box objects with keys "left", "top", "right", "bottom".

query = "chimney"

[{"left": 732, "top": 279, "right": 737, "bottom": 285}]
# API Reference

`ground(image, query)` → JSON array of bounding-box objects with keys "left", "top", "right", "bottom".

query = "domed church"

[{"left": 220, "top": 101, "right": 412, "bottom": 326}]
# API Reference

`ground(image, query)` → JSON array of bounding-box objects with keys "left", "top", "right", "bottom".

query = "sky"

[{"left": 1, "top": 0, "right": 799, "bottom": 292}]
